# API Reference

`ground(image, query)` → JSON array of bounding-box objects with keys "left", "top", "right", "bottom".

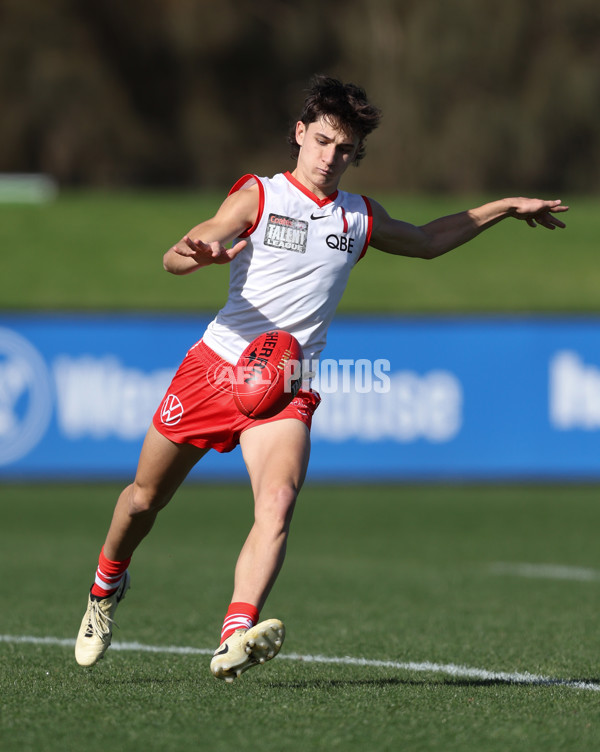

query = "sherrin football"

[{"left": 233, "top": 330, "right": 303, "bottom": 419}]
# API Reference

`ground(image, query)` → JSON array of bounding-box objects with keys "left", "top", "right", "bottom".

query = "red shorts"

[{"left": 153, "top": 340, "right": 321, "bottom": 453}]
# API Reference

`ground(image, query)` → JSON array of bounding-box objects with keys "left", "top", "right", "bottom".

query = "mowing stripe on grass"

[
  {"left": 490, "top": 562, "right": 600, "bottom": 582},
  {"left": 2, "top": 633, "right": 599, "bottom": 692}
]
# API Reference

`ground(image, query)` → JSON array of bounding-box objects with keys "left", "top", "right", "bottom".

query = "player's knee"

[
  {"left": 128, "top": 482, "right": 171, "bottom": 516},
  {"left": 256, "top": 483, "right": 298, "bottom": 533}
]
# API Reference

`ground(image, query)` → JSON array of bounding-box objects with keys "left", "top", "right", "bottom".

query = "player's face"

[{"left": 293, "top": 117, "right": 359, "bottom": 197}]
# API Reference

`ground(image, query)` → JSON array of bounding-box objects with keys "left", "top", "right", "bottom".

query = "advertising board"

[{"left": 1, "top": 314, "right": 598, "bottom": 481}]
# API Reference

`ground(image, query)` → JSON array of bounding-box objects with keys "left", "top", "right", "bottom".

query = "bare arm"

[
  {"left": 163, "top": 185, "right": 260, "bottom": 274},
  {"left": 369, "top": 197, "right": 569, "bottom": 260}
]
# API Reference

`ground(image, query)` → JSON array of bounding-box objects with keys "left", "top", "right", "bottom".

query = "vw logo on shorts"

[
  {"left": 160, "top": 393, "right": 184, "bottom": 425},
  {"left": 0, "top": 327, "right": 53, "bottom": 465}
]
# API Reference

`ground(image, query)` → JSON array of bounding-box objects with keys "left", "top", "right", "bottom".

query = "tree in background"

[{"left": 1, "top": 0, "right": 598, "bottom": 192}]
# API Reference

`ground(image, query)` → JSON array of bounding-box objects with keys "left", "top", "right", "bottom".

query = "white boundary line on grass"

[
  {"left": 490, "top": 562, "right": 600, "bottom": 582},
  {"left": 2, "top": 634, "right": 599, "bottom": 693}
]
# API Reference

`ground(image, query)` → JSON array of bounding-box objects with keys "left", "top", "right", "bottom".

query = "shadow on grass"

[{"left": 266, "top": 676, "right": 600, "bottom": 691}]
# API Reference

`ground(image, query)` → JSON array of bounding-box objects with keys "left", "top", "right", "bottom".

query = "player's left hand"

[{"left": 510, "top": 198, "right": 569, "bottom": 229}]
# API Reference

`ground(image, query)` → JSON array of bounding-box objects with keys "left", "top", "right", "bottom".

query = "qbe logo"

[
  {"left": 160, "top": 394, "right": 184, "bottom": 425},
  {"left": 0, "top": 327, "right": 53, "bottom": 465}
]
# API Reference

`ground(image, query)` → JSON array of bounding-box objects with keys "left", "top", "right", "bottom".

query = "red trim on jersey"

[
  {"left": 340, "top": 206, "right": 348, "bottom": 234},
  {"left": 284, "top": 170, "right": 338, "bottom": 207},
  {"left": 228, "top": 174, "right": 264, "bottom": 238},
  {"left": 357, "top": 196, "right": 373, "bottom": 262}
]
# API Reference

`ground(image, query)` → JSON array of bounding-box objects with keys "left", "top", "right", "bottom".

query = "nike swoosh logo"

[
  {"left": 214, "top": 644, "right": 229, "bottom": 656},
  {"left": 310, "top": 213, "right": 332, "bottom": 220}
]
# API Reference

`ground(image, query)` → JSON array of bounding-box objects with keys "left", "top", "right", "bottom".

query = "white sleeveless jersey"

[{"left": 202, "top": 171, "right": 373, "bottom": 364}]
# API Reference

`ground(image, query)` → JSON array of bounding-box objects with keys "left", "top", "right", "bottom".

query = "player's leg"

[
  {"left": 75, "top": 424, "right": 208, "bottom": 666},
  {"left": 102, "top": 424, "right": 209, "bottom": 561},
  {"left": 210, "top": 418, "right": 310, "bottom": 681},
  {"left": 235, "top": 418, "right": 310, "bottom": 608}
]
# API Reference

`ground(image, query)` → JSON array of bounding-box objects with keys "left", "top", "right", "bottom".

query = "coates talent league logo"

[{"left": 0, "top": 327, "right": 53, "bottom": 465}]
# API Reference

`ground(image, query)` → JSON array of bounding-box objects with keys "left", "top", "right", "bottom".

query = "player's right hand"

[{"left": 173, "top": 235, "right": 247, "bottom": 266}]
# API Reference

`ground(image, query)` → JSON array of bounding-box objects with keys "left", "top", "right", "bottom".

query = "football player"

[{"left": 75, "top": 75, "right": 568, "bottom": 681}]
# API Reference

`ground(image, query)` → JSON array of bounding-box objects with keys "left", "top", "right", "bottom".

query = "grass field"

[
  {"left": 1, "top": 191, "right": 598, "bottom": 313},
  {"left": 2, "top": 482, "right": 600, "bottom": 751},
  {"left": 2, "top": 190, "right": 599, "bottom": 749}
]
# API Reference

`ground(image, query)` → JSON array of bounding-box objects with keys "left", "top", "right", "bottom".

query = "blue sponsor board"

[{"left": 1, "top": 313, "right": 599, "bottom": 481}]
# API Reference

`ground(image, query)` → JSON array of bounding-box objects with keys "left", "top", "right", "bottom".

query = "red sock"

[
  {"left": 220, "top": 602, "right": 259, "bottom": 643},
  {"left": 90, "top": 546, "right": 131, "bottom": 599}
]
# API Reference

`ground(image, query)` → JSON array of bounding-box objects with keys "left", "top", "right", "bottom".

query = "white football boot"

[
  {"left": 210, "top": 618, "right": 285, "bottom": 682},
  {"left": 75, "top": 571, "right": 130, "bottom": 667}
]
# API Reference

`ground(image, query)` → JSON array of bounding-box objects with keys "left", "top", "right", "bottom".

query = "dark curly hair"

[{"left": 287, "top": 75, "right": 382, "bottom": 165}]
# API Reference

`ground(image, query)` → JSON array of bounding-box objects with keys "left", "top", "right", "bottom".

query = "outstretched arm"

[
  {"left": 163, "top": 185, "right": 259, "bottom": 274},
  {"left": 369, "top": 197, "right": 569, "bottom": 260}
]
